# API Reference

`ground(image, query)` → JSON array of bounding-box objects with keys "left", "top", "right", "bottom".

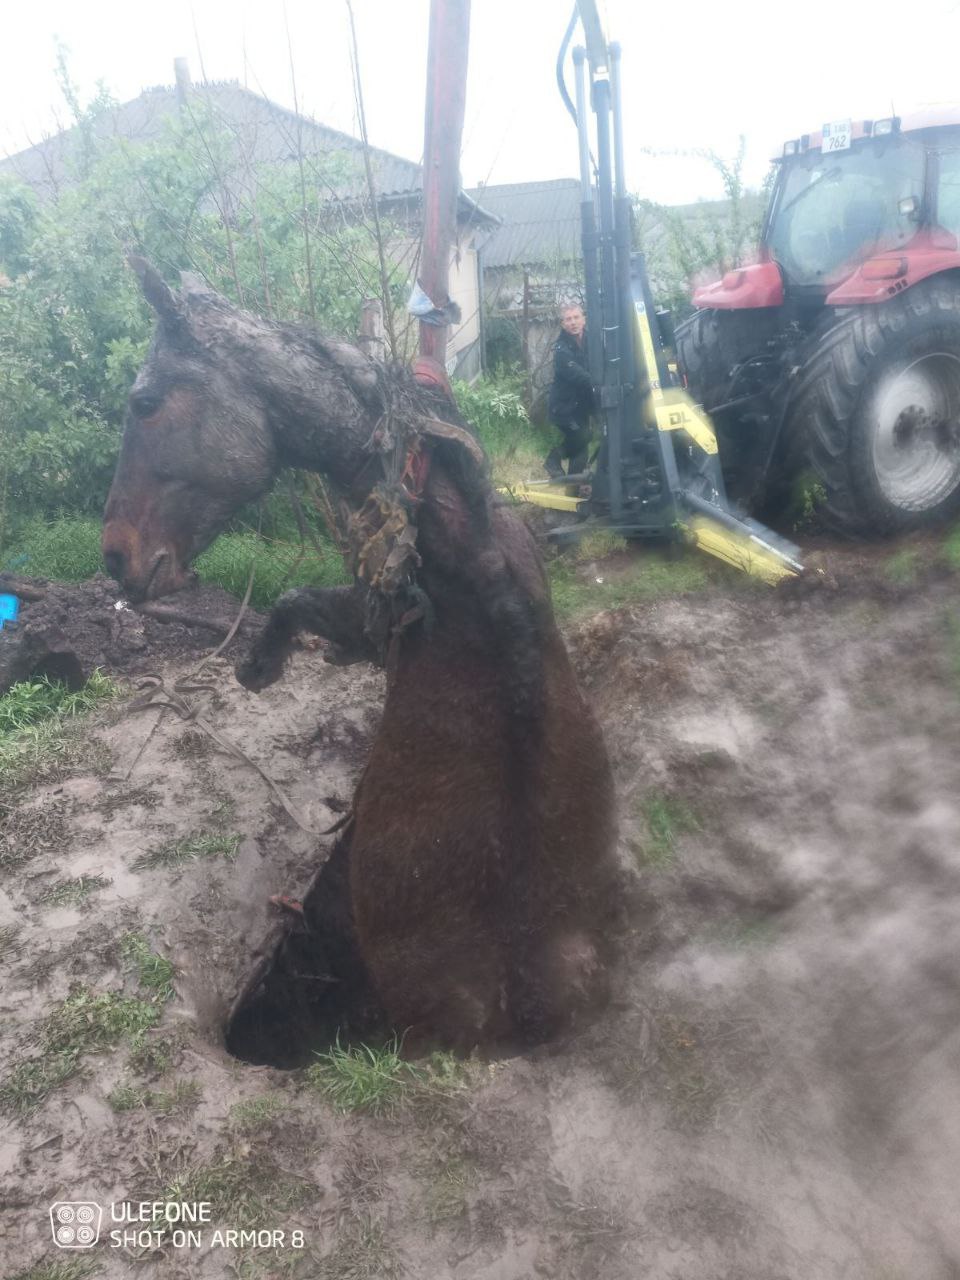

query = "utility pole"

[{"left": 418, "top": 0, "right": 471, "bottom": 367}]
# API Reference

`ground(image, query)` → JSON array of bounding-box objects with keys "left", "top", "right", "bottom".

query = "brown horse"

[{"left": 103, "top": 261, "right": 618, "bottom": 1048}]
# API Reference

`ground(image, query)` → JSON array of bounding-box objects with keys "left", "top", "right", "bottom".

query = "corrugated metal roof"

[
  {"left": 0, "top": 83, "right": 496, "bottom": 224},
  {"left": 467, "top": 179, "right": 582, "bottom": 269}
]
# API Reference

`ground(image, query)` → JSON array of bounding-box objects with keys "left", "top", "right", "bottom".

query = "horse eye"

[{"left": 130, "top": 390, "right": 163, "bottom": 418}]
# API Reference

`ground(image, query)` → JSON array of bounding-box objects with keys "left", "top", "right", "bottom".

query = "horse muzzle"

[{"left": 102, "top": 524, "right": 190, "bottom": 601}]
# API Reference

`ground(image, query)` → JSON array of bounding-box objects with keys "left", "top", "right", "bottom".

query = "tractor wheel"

[
  {"left": 788, "top": 280, "right": 960, "bottom": 534},
  {"left": 675, "top": 309, "right": 739, "bottom": 409}
]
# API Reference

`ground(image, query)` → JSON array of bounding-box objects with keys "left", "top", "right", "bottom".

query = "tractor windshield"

[{"left": 767, "top": 136, "right": 925, "bottom": 287}]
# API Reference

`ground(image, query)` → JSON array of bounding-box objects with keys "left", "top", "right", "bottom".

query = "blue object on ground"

[{"left": 0, "top": 594, "right": 20, "bottom": 629}]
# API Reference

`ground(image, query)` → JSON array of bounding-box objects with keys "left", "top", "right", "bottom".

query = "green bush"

[{"left": 453, "top": 372, "right": 552, "bottom": 484}]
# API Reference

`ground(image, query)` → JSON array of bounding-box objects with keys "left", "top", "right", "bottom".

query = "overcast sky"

[{"left": 2, "top": 0, "right": 960, "bottom": 206}]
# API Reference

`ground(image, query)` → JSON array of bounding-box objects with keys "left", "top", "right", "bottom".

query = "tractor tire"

[
  {"left": 675, "top": 307, "right": 787, "bottom": 504},
  {"left": 788, "top": 280, "right": 960, "bottom": 534},
  {"left": 676, "top": 309, "right": 752, "bottom": 409}
]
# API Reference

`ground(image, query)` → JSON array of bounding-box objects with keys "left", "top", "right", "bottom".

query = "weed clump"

[
  {"left": 633, "top": 790, "right": 701, "bottom": 868},
  {"left": 306, "top": 1038, "right": 470, "bottom": 1117},
  {"left": 132, "top": 830, "right": 241, "bottom": 872},
  {"left": 107, "top": 1079, "right": 201, "bottom": 1115},
  {"left": 120, "top": 932, "right": 176, "bottom": 1000},
  {"left": 41, "top": 988, "right": 161, "bottom": 1055},
  {"left": 39, "top": 875, "right": 111, "bottom": 907},
  {"left": 0, "top": 802, "right": 71, "bottom": 871},
  {"left": 10, "top": 1259, "right": 103, "bottom": 1280},
  {"left": 229, "top": 1093, "right": 288, "bottom": 1134},
  {"left": 318, "top": 1213, "right": 404, "bottom": 1280},
  {"left": 163, "top": 1153, "right": 311, "bottom": 1227}
]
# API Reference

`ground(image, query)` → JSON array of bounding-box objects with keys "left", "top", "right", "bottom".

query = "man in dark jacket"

[{"left": 545, "top": 303, "right": 596, "bottom": 479}]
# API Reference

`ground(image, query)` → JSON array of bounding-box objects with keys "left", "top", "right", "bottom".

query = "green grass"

[
  {"left": 128, "top": 1034, "right": 177, "bottom": 1077},
  {"left": 4, "top": 516, "right": 103, "bottom": 582},
  {"left": 0, "top": 1053, "right": 81, "bottom": 1115},
  {"left": 944, "top": 523, "right": 960, "bottom": 570},
  {"left": 0, "top": 717, "right": 111, "bottom": 795},
  {"left": 6, "top": 516, "right": 349, "bottom": 608},
  {"left": 195, "top": 529, "right": 349, "bottom": 608},
  {"left": 883, "top": 547, "right": 920, "bottom": 584},
  {"left": 306, "top": 1038, "right": 469, "bottom": 1117},
  {"left": 0, "top": 949, "right": 173, "bottom": 1113},
  {"left": 132, "top": 830, "right": 241, "bottom": 872},
  {"left": 163, "top": 1153, "right": 312, "bottom": 1229},
  {"left": 10, "top": 1260, "right": 103, "bottom": 1280},
  {"left": 318, "top": 1214, "right": 403, "bottom": 1280},
  {"left": 229, "top": 1093, "right": 289, "bottom": 1133},
  {"left": 423, "top": 1155, "right": 473, "bottom": 1228},
  {"left": 39, "top": 874, "right": 111, "bottom": 907},
  {"left": 701, "top": 914, "right": 779, "bottom": 950},
  {"left": 120, "top": 931, "right": 176, "bottom": 1000},
  {"left": 41, "top": 988, "right": 162, "bottom": 1055},
  {"left": 548, "top": 549, "right": 710, "bottom": 618},
  {"left": 0, "top": 671, "right": 117, "bottom": 737},
  {"left": 0, "top": 988, "right": 161, "bottom": 1115},
  {"left": 107, "top": 1079, "right": 201, "bottom": 1115},
  {"left": 633, "top": 790, "right": 701, "bottom": 868},
  {"left": 0, "top": 672, "right": 118, "bottom": 793},
  {"left": 575, "top": 530, "right": 629, "bottom": 561}
]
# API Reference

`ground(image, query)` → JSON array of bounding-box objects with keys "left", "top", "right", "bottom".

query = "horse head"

[{"left": 102, "top": 260, "right": 278, "bottom": 600}]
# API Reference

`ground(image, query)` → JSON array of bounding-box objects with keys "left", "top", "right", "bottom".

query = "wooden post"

[
  {"left": 358, "top": 297, "right": 386, "bottom": 362},
  {"left": 418, "top": 0, "right": 471, "bottom": 368}
]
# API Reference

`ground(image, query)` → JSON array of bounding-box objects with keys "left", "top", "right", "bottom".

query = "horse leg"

[
  {"left": 505, "top": 927, "right": 610, "bottom": 1045},
  {"left": 236, "top": 584, "right": 377, "bottom": 690},
  {"left": 359, "top": 921, "right": 511, "bottom": 1051}
]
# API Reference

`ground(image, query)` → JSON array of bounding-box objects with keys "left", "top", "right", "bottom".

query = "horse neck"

[{"left": 215, "top": 318, "right": 382, "bottom": 486}]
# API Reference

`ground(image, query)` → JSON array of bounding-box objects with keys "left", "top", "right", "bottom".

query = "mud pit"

[{"left": 2, "top": 547, "right": 960, "bottom": 1279}]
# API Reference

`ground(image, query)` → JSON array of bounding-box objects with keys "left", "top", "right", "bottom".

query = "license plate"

[{"left": 822, "top": 119, "right": 852, "bottom": 152}]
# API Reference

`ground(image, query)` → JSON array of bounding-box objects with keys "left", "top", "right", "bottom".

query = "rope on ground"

[{"left": 118, "top": 521, "right": 344, "bottom": 836}]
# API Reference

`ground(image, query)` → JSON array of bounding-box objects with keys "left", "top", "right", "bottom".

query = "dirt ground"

[{"left": 2, "top": 539, "right": 960, "bottom": 1280}]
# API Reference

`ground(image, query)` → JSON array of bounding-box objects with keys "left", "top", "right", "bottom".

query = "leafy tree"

[{"left": 633, "top": 138, "right": 770, "bottom": 317}]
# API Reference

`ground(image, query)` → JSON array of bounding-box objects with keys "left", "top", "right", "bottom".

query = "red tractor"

[{"left": 676, "top": 109, "right": 960, "bottom": 534}]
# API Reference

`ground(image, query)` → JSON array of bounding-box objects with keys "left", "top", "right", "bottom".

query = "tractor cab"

[
  {"left": 677, "top": 107, "right": 960, "bottom": 534},
  {"left": 693, "top": 108, "right": 960, "bottom": 313}
]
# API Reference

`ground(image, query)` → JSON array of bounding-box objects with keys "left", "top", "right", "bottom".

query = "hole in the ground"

[{"left": 224, "top": 832, "right": 386, "bottom": 1069}]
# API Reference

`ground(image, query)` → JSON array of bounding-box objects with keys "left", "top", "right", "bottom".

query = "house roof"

[
  {"left": 0, "top": 81, "right": 496, "bottom": 225},
  {"left": 467, "top": 178, "right": 582, "bottom": 270}
]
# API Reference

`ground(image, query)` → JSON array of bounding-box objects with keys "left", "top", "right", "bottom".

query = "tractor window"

[
  {"left": 935, "top": 150, "right": 960, "bottom": 237},
  {"left": 767, "top": 137, "right": 925, "bottom": 287}
]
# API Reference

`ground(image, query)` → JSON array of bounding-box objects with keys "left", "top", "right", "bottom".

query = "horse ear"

[{"left": 128, "top": 256, "right": 184, "bottom": 327}]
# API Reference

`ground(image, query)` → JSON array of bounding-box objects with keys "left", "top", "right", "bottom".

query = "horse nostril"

[{"left": 103, "top": 549, "right": 127, "bottom": 584}]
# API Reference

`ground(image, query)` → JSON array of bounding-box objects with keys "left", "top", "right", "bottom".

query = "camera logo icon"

[{"left": 50, "top": 1202, "right": 102, "bottom": 1248}]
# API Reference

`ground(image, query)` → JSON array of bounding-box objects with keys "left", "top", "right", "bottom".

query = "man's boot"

[{"left": 544, "top": 447, "right": 565, "bottom": 480}]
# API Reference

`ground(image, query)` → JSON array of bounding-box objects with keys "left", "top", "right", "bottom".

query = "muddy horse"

[{"left": 103, "top": 261, "right": 618, "bottom": 1050}]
